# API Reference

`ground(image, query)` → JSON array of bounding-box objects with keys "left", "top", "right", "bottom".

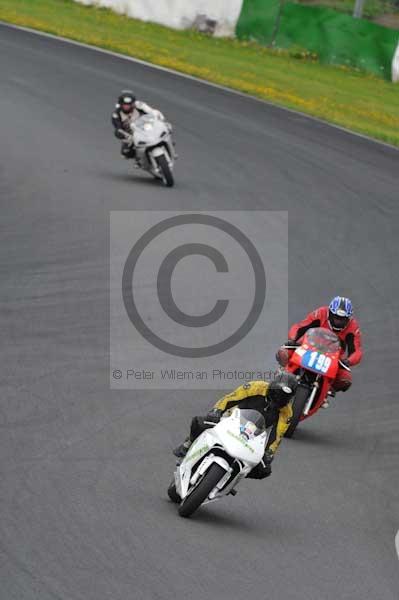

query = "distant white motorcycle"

[
  {"left": 126, "top": 114, "right": 176, "bottom": 187},
  {"left": 168, "top": 408, "right": 271, "bottom": 518}
]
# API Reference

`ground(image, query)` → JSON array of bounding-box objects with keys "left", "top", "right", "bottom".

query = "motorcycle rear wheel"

[
  {"left": 285, "top": 384, "right": 310, "bottom": 438},
  {"left": 178, "top": 463, "right": 226, "bottom": 518}
]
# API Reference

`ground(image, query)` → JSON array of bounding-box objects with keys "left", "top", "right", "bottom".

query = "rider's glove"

[
  {"left": 114, "top": 128, "right": 126, "bottom": 140},
  {"left": 260, "top": 450, "right": 274, "bottom": 478},
  {"left": 205, "top": 408, "right": 223, "bottom": 423},
  {"left": 340, "top": 358, "right": 351, "bottom": 369},
  {"left": 276, "top": 340, "right": 297, "bottom": 366},
  {"left": 152, "top": 109, "right": 165, "bottom": 121},
  {"left": 247, "top": 450, "right": 274, "bottom": 480},
  {"left": 115, "top": 128, "right": 131, "bottom": 140}
]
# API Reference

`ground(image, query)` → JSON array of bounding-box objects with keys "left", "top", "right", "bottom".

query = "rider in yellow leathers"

[{"left": 173, "top": 372, "right": 297, "bottom": 479}]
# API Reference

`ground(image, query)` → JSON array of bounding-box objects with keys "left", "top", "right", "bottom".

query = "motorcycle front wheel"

[
  {"left": 285, "top": 384, "right": 310, "bottom": 438},
  {"left": 156, "top": 154, "right": 174, "bottom": 187},
  {"left": 178, "top": 463, "right": 226, "bottom": 518}
]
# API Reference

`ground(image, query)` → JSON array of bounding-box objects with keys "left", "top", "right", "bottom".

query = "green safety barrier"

[
  {"left": 236, "top": 0, "right": 280, "bottom": 45},
  {"left": 236, "top": 0, "right": 399, "bottom": 79}
]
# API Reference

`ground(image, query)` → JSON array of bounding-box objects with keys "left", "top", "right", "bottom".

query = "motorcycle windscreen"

[
  {"left": 134, "top": 115, "right": 156, "bottom": 130},
  {"left": 238, "top": 409, "right": 266, "bottom": 439},
  {"left": 304, "top": 327, "right": 341, "bottom": 353},
  {"left": 299, "top": 328, "right": 340, "bottom": 377}
]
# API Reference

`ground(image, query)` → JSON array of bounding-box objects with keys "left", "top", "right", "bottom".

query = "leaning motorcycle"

[
  {"left": 168, "top": 408, "right": 271, "bottom": 518},
  {"left": 283, "top": 326, "right": 351, "bottom": 437},
  {"left": 127, "top": 115, "right": 176, "bottom": 187}
]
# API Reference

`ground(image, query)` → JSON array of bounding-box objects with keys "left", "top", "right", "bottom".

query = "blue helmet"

[{"left": 328, "top": 296, "right": 353, "bottom": 331}]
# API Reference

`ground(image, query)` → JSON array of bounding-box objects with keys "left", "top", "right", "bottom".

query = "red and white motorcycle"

[{"left": 283, "top": 327, "right": 351, "bottom": 437}]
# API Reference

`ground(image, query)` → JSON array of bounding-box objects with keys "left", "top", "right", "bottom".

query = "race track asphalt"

[{"left": 1, "top": 23, "right": 398, "bottom": 600}]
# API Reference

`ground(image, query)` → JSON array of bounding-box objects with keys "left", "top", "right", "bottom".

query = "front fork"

[
  {"left": 148, "top": 146, "right": 173, "bottom": 173},
  {"left": 303, "top": 375, "right": 321, "bottom": 415}
]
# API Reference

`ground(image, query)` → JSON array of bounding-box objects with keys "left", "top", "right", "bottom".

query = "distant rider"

[
  {"left": 173, "top": 372, "right": 298, "bottom": 480},
  {"left": 111, "top": 90, "right": 167, "bottom": 160},
  {"left": 276, "top": 296, "right": 363, "bottom": 405}
]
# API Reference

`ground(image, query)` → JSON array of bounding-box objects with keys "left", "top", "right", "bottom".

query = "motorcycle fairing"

[{"left": 175, "top": 408, "right": 270, "bottom": 501}]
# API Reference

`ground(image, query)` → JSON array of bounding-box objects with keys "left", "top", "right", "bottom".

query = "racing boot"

[
  {"left": 121, "top": 142, "right": 134, "bottom": 159},
  {"left": 173, "top": 437, "right": 192, "bottom": 458}
]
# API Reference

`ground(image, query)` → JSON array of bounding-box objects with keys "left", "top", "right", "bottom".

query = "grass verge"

[{"left": 1, "top": 0, "right": 398, "bottom": 146}]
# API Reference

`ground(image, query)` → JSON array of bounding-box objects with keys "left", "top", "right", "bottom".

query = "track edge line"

[{"left": 0, "top": 19, "right": 398, "bottom": 152}]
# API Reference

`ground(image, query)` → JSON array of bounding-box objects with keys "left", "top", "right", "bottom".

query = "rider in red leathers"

[{"left": 276, "top": 297, "right": 362, "bottom": 402}]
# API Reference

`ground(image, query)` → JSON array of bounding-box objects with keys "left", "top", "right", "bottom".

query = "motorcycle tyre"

[
  {"left": 156, "top": 154, "right": 174, "bottom": 187},
  {"left": 285, "top": 385, "right": 310, "bottom": 438},
  {"left": 178, "top": 463, "right": 226, "bottom": 518}
]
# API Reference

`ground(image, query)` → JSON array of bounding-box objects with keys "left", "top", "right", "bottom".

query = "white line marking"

[
  {"left": 395, "top": 529, "right": 399, "bottom": 560},
  {"left": 0, "top": 20, "right": 398, "bottom": 152}
]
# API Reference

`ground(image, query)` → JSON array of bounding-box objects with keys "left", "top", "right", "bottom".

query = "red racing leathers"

[{"left": 281, "top": 306, "right": 363, "bottom": 391}]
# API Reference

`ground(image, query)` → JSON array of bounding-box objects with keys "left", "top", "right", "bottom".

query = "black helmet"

[
  {"left": 267, "top": 372, "right": 297, "bottom": 408},
  {"left": 118, "top": 90, "right": 136, "bottom": 114}
]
